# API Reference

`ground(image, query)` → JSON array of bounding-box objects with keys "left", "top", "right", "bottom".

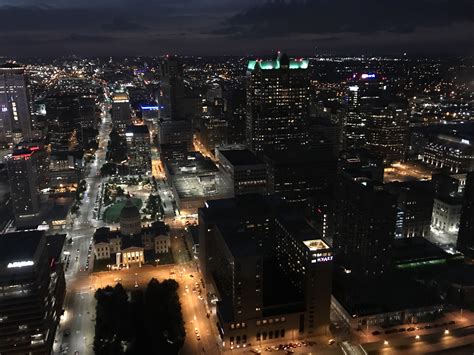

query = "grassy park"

[{"left": 103, "top": 198, "right": 143, "bottom": 223}]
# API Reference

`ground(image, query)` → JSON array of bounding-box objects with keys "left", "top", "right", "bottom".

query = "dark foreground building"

[
  {"left": 199, "top": 194, "right": 332, "bottom": 350},
  {"left": 0, "top": 231, "right": 65, "bottom": 354},
  {"left": 457, "top": 172, "right": 474, "bottom": 257}
]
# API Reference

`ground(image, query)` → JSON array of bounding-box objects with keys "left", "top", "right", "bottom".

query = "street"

[{"left": 52, "top": 105, "right": 111, "bottom": 355}]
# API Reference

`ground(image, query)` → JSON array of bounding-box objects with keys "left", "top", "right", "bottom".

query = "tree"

[
  {"left": 94, "top": 279, "right": 185, "bottom": 355},
  {"left": 101, "top": 162, "right": 117, "bottom": 176},
  {"left": 116, "top": 186, "right": 125, "bottom": 197}
]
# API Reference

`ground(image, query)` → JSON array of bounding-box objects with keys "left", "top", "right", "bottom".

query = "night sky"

[{"left": 0, "top": 0, "right": 472, "bottom": 57}]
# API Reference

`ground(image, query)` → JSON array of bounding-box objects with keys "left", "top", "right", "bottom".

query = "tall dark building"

[
  {"left": 125, "top": 124, "right": 152, "bottom": 175},
  {"left": 199, "top": 195, "right": 332, "bottom": 350},
  {"left": 158, "top": 119, "right": 193, "bottom": 162},
  {"left": 246, "top": 53, "right": 310, "bottom": 153},
  {"left": 0, "top": 231, "right": 65, "bottom": 354},
  {"left": 334, "top": 172, "right": 397, "bottom": 277},
  {"left": 0, "top": 63, "right": 32, "bottom": 145},
  {"left": 264, "top": 147, "right": 337, "bottom": 206},
  {"left": 158, "top": 56, "right": 193, "bottom": 161},
  {"left": 199, "top": 98, "right": 228, "bottom": 154},
  {"left": 457, "top": 172, "right": 474, "bottom": 257},
  {"left": 6, "top": 146, "right": 41, "bottom": 227},
  {"left": 45, "top": 95, "right": 80, "bottom": 150},
  {"left": 159, "top": 55, "right": 185, "bottom": 120}
]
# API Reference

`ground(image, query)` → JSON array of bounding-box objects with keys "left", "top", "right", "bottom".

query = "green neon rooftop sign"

[{"left": 247, "top": 58, "right": 309, "bottom": 71}]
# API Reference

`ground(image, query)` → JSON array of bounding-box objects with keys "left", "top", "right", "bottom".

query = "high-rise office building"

[
  {"left": 456, "top": 172, "right": 474, "bottom": 257},
  {"left": 0, "top": 231, "right": 65, "bottom": 354},
  {"left": 264, "top": 147, "right": 337, "bottom": 206},
  {"left": 111, "top": 92, "right": 132, "bottom": 134},
  {"left": 16, "top": 141, "right": 49, "bottom": 190},
  {"left": 45, "top": 95, "right": 80, "bottom": 150},
  {"left": 246, "top": 53, "right": 310, "bottom": 153},
  {"left": 125, "top": 124, "right": 152, "bottom": 175},
  {"left": 366, "top": 102, "right": 408, "bottom": 163},
  {"left": 343, "top": 73, "right": 387, "bottom": 149},
  {"left": 6, "top": 146, "right": 41, "bottom": 227},
  {"left": 334, "top": 171, "right": 397, "bottom": 277},
  {"left": 158, "top": 119, "right": 193, "bottom": 162},
  {"left": 216, "top": 148, "right": 267, "bottom": 196},
  {"left": 158, "top": 56, "right": 193, "bottom": 161},
  {"left": 199, "top": 98, "right": 228, "bottom": 154},
  {"left": 199, "top": 194, "right": 332, "bottom": 349},
  {"left": 0, "top": 63, "right": 32, "bottom": 145},
  {"left": 159, "top": 55, "right": 185, "bottom": 120}
]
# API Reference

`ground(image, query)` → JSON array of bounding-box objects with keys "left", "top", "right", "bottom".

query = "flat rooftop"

[
  {"left": 166, "top": 152, "right": 233, "bottom": 200},
  {"left": 112, "top": 92, "right": 129, "bottom": 102},
  {"left": 0, "top": 231, "right": 44, "bottom": 271},
  {"left": 303, "top": 239, "right": 330, "bottom": 251},
  {"left": 334, "top": 273, "right": 443, "bottom": 317},
  {"left": 126, "top": 124, "right": 149, "bottom": 135},
  {"left": 393, "top": 237, "right": 452, "bottom": 268},
  {"left": 218, "top": 149, "right": 264, "bottom": 166}
]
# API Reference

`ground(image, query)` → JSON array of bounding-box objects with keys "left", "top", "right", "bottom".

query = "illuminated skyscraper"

[
  {"left": 246, "top": 53, "right": 310, "bottom": 153},
  {"left": 343, "top": 73, "right": 387, "bottom": 149},
  {"left": 111, "top": 92, "right": 132, "bottom": 134},
  {"left": 6, "top": 146, "right": 41, "bottom": 226},
  {"left": 0, "top": 63, "right": 32, "bottom": 145}
]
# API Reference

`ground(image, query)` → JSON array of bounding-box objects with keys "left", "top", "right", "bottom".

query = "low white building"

[
  {"left": 94, "top": 242, "right": 111, "bottom": 260},
  {"left": 431, "top": 196, "right": 463, "bottom": 233},
  {"left": 154, "top": 234, "right": 171, "bottom": 254},
  {"left": 120, "top": 247, "right": 145, "bottom": 267}
]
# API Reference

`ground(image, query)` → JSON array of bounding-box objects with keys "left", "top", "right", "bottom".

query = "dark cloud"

[
  {"left": 101, "top": 17, "right": 147, "bottom": 32},
  {"left": 0, "top": 6, "right": 101, "bottom": 30},
  {"left": 223, "top": 0, "right": 474, "bottom": 37},
  {"left": 63, "top": 33, "right": 116, "bottom": 43},
  {"left": 0, "top": 0, "right": 472, "bottom": 56}
]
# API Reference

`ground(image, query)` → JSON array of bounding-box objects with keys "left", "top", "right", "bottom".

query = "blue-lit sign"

[
  {"left": 140, "top": 106, "right": 160, "bottom": 111},
  {"left": 361, "top": 73, "right": 376, "bottom": 79}
]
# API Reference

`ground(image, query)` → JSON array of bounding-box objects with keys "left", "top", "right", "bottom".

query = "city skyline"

[{"left": 0, "top": 7, "right": 472, "bottom": 352}]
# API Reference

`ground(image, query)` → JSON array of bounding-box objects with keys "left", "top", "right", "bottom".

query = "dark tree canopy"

[{"left": 94, "top": 279, "right": 185, "bottom": 355}]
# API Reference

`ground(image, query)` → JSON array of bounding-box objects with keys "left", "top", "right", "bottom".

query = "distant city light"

[{"left": 361, "top": 73, "right": 376, "bottom": 79}]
